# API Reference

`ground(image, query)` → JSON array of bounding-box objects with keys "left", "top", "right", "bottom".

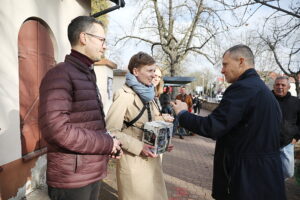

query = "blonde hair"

[{"left": 155, "top": 67, "right": 164, "bottom": 96}]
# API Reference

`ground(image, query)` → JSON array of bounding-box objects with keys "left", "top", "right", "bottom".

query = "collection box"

[{"left": 142, "top": 121, "right": 173, "bottom": 154}]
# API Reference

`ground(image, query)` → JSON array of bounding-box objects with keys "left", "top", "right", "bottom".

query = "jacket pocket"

[{"left": 74, "top": 154, "right": 83, "bottom": 173}]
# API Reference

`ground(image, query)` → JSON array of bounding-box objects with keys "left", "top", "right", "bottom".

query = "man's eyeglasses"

[{"left": 85, "top": 32, "right": 106, "bottom": 46}]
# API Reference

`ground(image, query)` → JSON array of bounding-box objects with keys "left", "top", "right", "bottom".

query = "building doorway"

[{"left": 18, "top": 19, "right": 55, "bottom": 156}]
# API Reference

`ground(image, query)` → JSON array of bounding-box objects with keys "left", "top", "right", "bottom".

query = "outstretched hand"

[
  {"left": 140, "top": 144, "right": 158, "bottom": 158},
  {"left": 162, "top": 113, "right": 174, "bottom": 122},
  {"left": 170, "top": 100, "right": 188, "bottom": 115}
]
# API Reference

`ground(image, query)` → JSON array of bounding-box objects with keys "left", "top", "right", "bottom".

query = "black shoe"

[{"left": 179, "top": 135, "right": 184, "bottom": 139}]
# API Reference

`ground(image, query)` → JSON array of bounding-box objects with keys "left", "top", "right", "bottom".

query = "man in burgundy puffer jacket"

[{"left": 38, "top": 16, "right": 122, "bottom": 200}]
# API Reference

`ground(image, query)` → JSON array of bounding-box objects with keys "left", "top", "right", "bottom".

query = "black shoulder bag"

[{"left": 124, "top": 102, "right": 152, "bottom": 128}]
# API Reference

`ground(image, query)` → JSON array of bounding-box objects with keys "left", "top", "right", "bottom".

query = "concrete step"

[{"left": 26, "top": 188, "right": 50, "bottom": 200}]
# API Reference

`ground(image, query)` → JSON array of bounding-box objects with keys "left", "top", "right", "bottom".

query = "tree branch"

[
  {"left": 253, "top": 0, "right": 300, "bottom": 18},
  {"left": 184, "top": 33, "right": 216, "bottom": 54},
  {"left": 190, "top": 49, "right": 216, "bottom": 65},
  {"left": 115, "top": 35, "right": 155, "bottom": 46}
]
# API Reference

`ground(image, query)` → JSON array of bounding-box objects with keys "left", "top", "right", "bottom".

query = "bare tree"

[
  {"left": 248, "top": 0, "right": 299, "bottom": 96},
  {"left": 226, "top": 0, "right": 299, "bottom": 95},
  {"left": 253, "top": 0, "right": 300, "bottom": 18},
  {"left": 232, "top": 29, "right": 278, "bottom": 81},
  {"left": 260, "top": 32, "right": 300, "bottom": 96},
  {"left": 115, "top": 0, "right": 239, "bottom": 76},
  {"left": 188, "top": 67, "right": 219, "bottom": 95}
]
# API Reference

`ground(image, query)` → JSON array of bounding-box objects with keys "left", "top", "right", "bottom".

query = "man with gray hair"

[
  {"left": 273, "top": 76, "right": 300, "bottom": 179},
  {"left": 172, "top": 44, "right": 286, "bottom": 200}
]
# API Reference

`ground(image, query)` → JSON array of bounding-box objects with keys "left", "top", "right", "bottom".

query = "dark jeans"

[
  {"left": 173, "top": 116, "right": 186, "bottom": 136},
  {"left": 48, "top": 181, "right": 101, "bottom": 200}
]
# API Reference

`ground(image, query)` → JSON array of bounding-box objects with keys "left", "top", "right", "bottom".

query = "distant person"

[
  {"left": 172, "top": 44, "right": 286, "bottom": 200},
  {"left": 188, "top": 93, "right": 193, "bottom": 112},
  {"left": 38, "top": 16, "right": 122, "bottom": 200},
  {"left": 175, "top": 87, "right": 193, "bottom": 139},
  {"left": 160, "top": 86, "right": 173, "bottom": 115},
  {"left": 152, "top": 67, "right": 174, "bottom": 122},
  {"left": 152, "top": 66, "right": 163, "bottom": 111},
  {"left": 106, "top": 52, "right": 171, "bottom": 200},
  {"left": 192, "top": 95, "right": 201, "bottom": 115},
  {"left": 273, "top": 76, "right": 300, "bottom": 179},
  {"left": 176, "top": 87, "right": 193, "bottom": 111}
]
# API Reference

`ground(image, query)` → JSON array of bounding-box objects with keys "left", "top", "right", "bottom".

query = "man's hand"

[
  {"left": 162, "top": 113, "right": 174, "bottom": 122},
  {"left": 291, "top": 138, "right": 297, "bottom": 145},
  {"left": 140, "top": 144, "right": 158, "bottom": 158},
  {"left": 110, "top": 138, "right": 123, "bottom": 159},
  {"left": 170, "top": 100, "right": 188, "bottom": 115}
]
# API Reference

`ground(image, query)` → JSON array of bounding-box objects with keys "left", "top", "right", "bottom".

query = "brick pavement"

[
  {"left": 99, "top": 109, "right": 300, "bottom": 200},
  {"left": 162, "top": 109, "right": 214, "bottom": 200},
  {"left": 163, "top": 135, "right": 215, "bottom": 200}
]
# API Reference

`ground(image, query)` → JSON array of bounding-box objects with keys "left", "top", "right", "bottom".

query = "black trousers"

[
  {"left": 48, "top": 181, "right": 101, "bottom": 200},
  {"left": 193, "top": 106, "right": 201, "bottom": 114}
]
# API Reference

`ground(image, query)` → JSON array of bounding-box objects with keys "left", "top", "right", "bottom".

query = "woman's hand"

[
  {"left": 162, "top": 113, "right": 174, "bottom": 122},
  {"left": 167, "top": 144, "right": 174, "bottom": 152},
  {"left": 140, "top": 144, "right": 158, "bottom": 158}
]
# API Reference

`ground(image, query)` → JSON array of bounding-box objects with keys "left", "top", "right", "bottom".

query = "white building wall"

[
  {"left": 94, "top": 66, "right": 114, "bottom": 114},
  {"left": 113, "top": 76, "right": 126, "bottom": 94},
  {"left": 0, "top": 0, "right": 90, "bottom": 166}
]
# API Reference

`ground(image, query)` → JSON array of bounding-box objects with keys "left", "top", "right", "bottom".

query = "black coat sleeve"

[{"left": 178, "top": 84, "right": 251, "bottom": 140}]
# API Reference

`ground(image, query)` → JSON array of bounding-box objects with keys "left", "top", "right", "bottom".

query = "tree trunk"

[
  {"left": 293, "top": 75, "right": 300, "bottom": 98},
  {"left": 169, "top": 61, "right": 175, "bottom": 99}
]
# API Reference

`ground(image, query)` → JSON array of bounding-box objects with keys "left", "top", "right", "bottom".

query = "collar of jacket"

[
  {"left": 65, "top": 54, "right": 94, "bottom": 74},
  {"left": 70, "top": 49, "right": 94, "bottom": 66},
  {"left": 122, "top": 84, "right": 146, "bottom": 110},
  {"left": 237, "top": 68, "right": 258, "bottom": 81},
  {"left": 272, "top": 90, "right": 291, "bottom": 101},
  {"left": 122, "top": 84, "right": 135, "bottom": 94}
]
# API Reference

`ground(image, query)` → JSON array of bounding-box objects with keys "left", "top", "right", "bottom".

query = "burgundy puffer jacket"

[{"left": 39, "top": 55, "right": 113, "bottom": 188}]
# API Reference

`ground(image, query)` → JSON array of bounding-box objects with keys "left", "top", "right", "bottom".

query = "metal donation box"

[{"left": 142, "top": 121, "right": 173, "bottom": 154}]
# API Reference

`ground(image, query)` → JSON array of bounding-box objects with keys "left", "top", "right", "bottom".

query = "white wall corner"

[{"left": 8, "top": 155, "right": 48, "bottom": 200}]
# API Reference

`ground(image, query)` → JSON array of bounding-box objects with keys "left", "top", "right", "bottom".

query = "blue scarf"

[{"left": 125, "top": 72, "right": 155, "bottom": 103}]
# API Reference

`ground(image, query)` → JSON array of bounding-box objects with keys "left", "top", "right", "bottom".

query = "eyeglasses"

[{"left": 85, "top": 32, "right": 106, "bottom": 46}]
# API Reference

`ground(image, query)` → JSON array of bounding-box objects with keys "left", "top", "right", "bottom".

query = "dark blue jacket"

[{"left": 178, "top": 69, "right": 286, "bottom": 200}]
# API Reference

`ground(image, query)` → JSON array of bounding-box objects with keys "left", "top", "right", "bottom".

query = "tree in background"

[
  {"left": 230, "top": 0, "right": 300, "bottom": 96},
  {"left": 188, "top": 67, "right": 219, "bottom": 96},
  {"left": 91, "top": 0, "right": 110, "bottom": 29},
  {"left": 115, "top": 0, "right": 243, "bottom": 77}
]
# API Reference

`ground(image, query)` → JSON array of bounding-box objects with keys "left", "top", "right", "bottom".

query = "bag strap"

[{"left": 124, "top": 102, "right": 150, "bottom": 127}]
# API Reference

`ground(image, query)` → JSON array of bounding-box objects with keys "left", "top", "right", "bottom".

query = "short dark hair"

[
  {"left": 68, "top": 16, "right": 104, "bottom": 46},
  {"left": 224, "top": 44, "right": 255, "bottom": 67},
  {"left": 128, "top": 52, "right": 155, "bottom": 73}
]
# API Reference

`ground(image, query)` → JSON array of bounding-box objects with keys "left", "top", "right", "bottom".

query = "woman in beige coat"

[{"left": 106, "top": 52, "right": 170, "bottom": 200}]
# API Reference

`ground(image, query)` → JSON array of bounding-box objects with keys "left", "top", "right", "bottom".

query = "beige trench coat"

[{"left": 106, "top": 85, "right": 168, "bottom": 200}]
